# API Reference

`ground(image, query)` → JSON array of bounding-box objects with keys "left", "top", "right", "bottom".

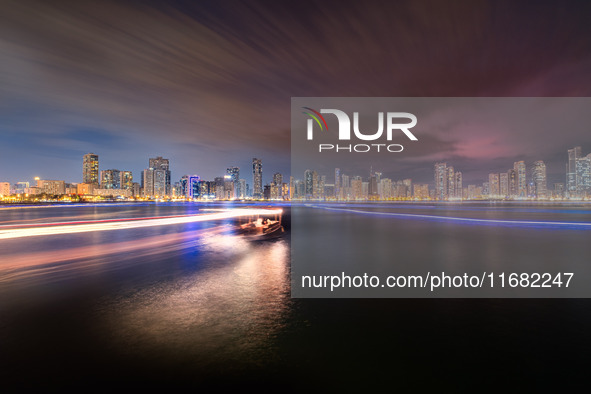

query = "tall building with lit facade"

[
  {"left": 514, "top": 161, "right": 526, "bottom": 198},
  {"left": 334, "top": 168, "right": 341, "bottom": 199},
  {"left": 567, "top": 146, "right": 582, "bottom": 196},
  {"left": 83, "top": 153, "right": 99, "bottom": 186},
  {"left": 434, "top": 162, "right": 448, "bottom": 200},
  {"left": 575, "top": 155, "right": 590, "bottom": 197},
  {"left": 148, "top": 156, "right": 171, "bottom": 196},
  {"left": 226, "top": 167, "right": 240, "bottom": 197},
  {"left": 454, "top": 172, "right": 462, "bottom": 199},
  {"left": 100, "top": 169, "right": 121, "bottom": 189},
  {"left": 532, "top": 160, "right": 547, "bottom": 199},
  {"left": 120, "top": 171, "right": 133, "bottom": 190},
  {"left": 252, "top": 158, "right": 262, "bottom": 199},
  {"left": 500, "top": 173, "right": 508, "bottom": 198},
  {"left": 489, "top": 173, "right": 500, "bottom": 198}
]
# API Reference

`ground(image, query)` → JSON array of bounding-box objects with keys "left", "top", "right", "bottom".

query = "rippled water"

[{"left": 1, "top": 202, "right": 591, "bottom": 389}]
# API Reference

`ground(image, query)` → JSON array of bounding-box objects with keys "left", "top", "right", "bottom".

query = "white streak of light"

[{"left": 0, "top": 208, "right": 282, "bottom": 240}]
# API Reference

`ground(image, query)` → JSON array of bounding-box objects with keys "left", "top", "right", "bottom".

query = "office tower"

[
  {"left": 252, "top": 158, "right": 262, "bottom": 199},
  {"left": 100, "top": 169, "right": 121, "bottom": 189},
  {"left": 567, "top": 146, "right": 582, "bottom": 195},
  {"left": 83, "top": 153, "right": 99, "bottom": 186},
  {"left": 514, "top": 161, "right": 526, "bottom": 198},
  {"left": 489, "top": 173, "right": 499, "bottom": 198},
  {"left": 532, "top": 161, "right": 547, "bottom": 199},
  {"left": 434, "top": 163, "right": 447, "bottom": 200},
  {"left": 120, "top": 171, "right": 133, "bottom": 190}
]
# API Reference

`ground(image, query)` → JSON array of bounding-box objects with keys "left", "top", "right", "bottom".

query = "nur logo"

[{"left": 302, "top": 107, "right": 418, "bottom": 153}]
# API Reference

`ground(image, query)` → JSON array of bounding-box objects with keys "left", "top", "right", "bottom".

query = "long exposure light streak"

[
  {"left": 0, "top": 208, "right": 282, "bottom": 240},
  {"left": 310, "top": 205, "right": 591, "bottom": 228}
]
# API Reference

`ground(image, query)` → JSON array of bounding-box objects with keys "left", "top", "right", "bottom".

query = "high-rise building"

[
  {"left": 413, "top": 184, "right": 429, "bottom": 200},
  {"left": 500, "top": 173, "right": 508, "bottom": 198},
  {"left": 334, "top": 168, "right": 341, "bottom": 199},
  {"left": 575, "top": 155, "right": 590, "bottom": 197},
  {"left": 489, "top": 173, "right": 500, "bottom": 198},
  {"left": 567, "top": 146, "right": 582, "bottom": 196},
  {"left": 120, "top": 171, "right": 133, "bottom": 190},
  {"left": 434, "top": 162, "right": 447, "bottom": 200},
  {"left": 83, "top": 153, "right": 99, "bottom": 186},
  {"left": 252, "top": 158, "right": 262, "bottom": 199},
  {"left": 446, "top": 166, "right": 455, "bottom": 199},
  {"left": 454, "top": 172, "right": 462, "bottom": 199},
  {"left": 0, "top": 182, "right": 10, "bottom": 196},
  {"left": 100, "top": 169, "right": 121, "bottom": 189},
  {"left": 237, "top": 179, "right": 246, "bottom": 199},
  {"left": 507, "top": 169, "right": 517, "bottom": 198},
  {"left": 532, "top": 161, "right": 547, "bottom": 199},
  {"left": 226, "top": 167, "right": 240, "bottom": 197},
  {"left": 148, "top": 156, "right": 171, "bottom": 196},
  {"left": 514, "top": 161, "right": 526, "bottom": 198}
]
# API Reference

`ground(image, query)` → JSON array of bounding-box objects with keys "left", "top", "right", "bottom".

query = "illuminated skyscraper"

[
  {"left": 83, "top": 153, "right": 99, "bottom": 186},
  {"left": 532, "top": 160, "right": 547, "bottom": 199},
  {"left": 100, "top": 169, "right": 121, "bottom": 189},
  {"left": 149, "top": 156, "right": 171, "bottom": 196},
  {"left": 334, "top": 168, "right": 341, "bottom": 199},
  {"left": 489, "top": 173, "right": 500, "bottom": 198},
  {"left": 567, "top": 146, "right": 582, "bottom": 196},
  {"left": 575, "top": 155, "right": 590, "bottom": 197},
  {"left": 514, "top": 161, "right": 526, "bottom": 198},
  {"left": 434, "top": 162, "right": 448, "bottom": 200},
  {"left": 120, "top": 171, "right": 133, "bottom": 190},
  {"left": 454, "top": 171, "right": 462, "bottom": 199},
  {"left": 252, "top": 158, "right": 262, "bottom": 199},
  {"left": 500, "top": 173, "right": 508, "bottom": 198}
]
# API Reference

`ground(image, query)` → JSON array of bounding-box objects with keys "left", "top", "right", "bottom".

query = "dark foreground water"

[{"left": 1, "top": 202, "right": 591, "bottom": 390}]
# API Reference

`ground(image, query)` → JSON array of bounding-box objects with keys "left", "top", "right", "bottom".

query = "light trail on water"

[{"left": 0, "top": 208, "right": 283, "bottom": 240}]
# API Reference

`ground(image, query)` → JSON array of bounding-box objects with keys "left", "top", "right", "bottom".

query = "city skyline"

[
  {"left": 3, "top": 2, "right": 591, "bottom": 186},
  {"left": 3, "top": 145, "right": 591, "bottom": 201}
]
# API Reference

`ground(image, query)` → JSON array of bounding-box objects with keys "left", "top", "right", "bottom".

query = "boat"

[{"left": 237, "top": 215, "right": 284, "bottom": 239}]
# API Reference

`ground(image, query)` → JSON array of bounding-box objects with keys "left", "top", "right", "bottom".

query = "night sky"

[{"left": 2, "top": 0, "right": 591, "bottom": 186}]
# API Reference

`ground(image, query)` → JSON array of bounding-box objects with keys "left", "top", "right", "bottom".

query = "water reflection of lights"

[
  {"left": 0, "top": 208, "right": 283, "bottom": 240},
  {"left": 311, "top": 205, "right": 591, "bottom": 229}
]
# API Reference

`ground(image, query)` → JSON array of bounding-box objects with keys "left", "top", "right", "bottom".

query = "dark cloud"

[{"left": 1, "top": 0, "right": 591, "bottom": 184}]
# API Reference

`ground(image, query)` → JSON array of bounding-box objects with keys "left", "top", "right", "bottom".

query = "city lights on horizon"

[{"left": 2, "top": 146, "right": 591, "bottom": 203}]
